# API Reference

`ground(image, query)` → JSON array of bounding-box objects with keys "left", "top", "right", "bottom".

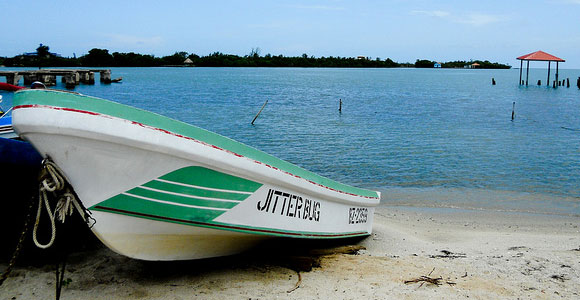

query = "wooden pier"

[{"left": 0, "top": 69, "right": 113, "bottom": 89}]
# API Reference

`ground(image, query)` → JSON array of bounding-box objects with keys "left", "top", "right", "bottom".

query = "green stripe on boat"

[
  {"left": 143, "top": 180, "right": 249, "bottom": 201},
  {"left": 14, "top": 89, "right": 379, "bottom": 199},
  {"left": 94, "top": 193, "right": 225, "bottom": 222},
  {"left": 92, "top": 166, "right": 259, "bottom": 221},
  {"left": 159, "top": 166, "right": 261, "bottom": 193}
]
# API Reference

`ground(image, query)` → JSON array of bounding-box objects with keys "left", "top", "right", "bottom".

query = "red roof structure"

[
  {"left": 517, "top": 50, "right": 565, "bottom": 62},
  {"left": 516, "top": 51, "right": 565, "bottom": 87}
]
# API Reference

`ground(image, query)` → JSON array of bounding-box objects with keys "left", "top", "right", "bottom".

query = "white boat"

[{"left": 12, "top": 89, "right": 380, "bottom": 261}]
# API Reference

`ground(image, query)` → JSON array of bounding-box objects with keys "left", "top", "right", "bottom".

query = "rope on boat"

[{"left": 32, "top": 158, "right": 91, "bottom": 249}]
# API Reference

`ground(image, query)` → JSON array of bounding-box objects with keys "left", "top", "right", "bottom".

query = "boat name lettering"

[
  {"left": 348, "top": 207, "right": 368, "bottom": 224},
  {"left": 257, "top": 189, "right": 320, "bottom": 222}
]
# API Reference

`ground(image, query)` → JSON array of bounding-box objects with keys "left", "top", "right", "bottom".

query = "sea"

[{"left": 1, "top": 67, "right": 579, "bottom": 216}]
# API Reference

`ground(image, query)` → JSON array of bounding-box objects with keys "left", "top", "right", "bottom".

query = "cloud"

[
  {"left": 288, "top": 4, "right": 345, "bottom": 11},
  {"left": 104, "top": 34, "right": 163, "bottom": 47},
  {"left": 411, "top": 10, "right": 505, "bottom": 26},
  {"left": 455, "top": 14, "right": 503, "bottom": 26},
  {"left": 411, "top": 10, "right": 451, "bottom": 18}
]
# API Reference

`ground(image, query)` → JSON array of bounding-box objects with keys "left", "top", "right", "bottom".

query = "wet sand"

[{"left": 2, "top": 206, "right": 579, "bottom": 299}]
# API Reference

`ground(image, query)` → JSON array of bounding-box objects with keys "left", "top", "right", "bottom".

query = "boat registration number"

[{"left": 348, "top": 207, "right": 368, "bottom": 224}]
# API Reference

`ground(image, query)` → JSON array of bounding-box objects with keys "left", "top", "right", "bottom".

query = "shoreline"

[
  {"left": 379, "top": 186, "right": 580, "bottom": 218},
  {"left": 2, "top": 205, "right": 579, "bottom": 299}
]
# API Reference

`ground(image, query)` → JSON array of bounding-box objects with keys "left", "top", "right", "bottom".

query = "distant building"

[
  {"left": 183, "top": 58, "right": 194, "bottom": 65},
  {"left": 464, "top": 62, "right": 480, "bottom": 69},
  {"left": 434, "top": 62, "right": 442, "bottom": 68},
  {"left": 357, "top": 56, "right": 367, "bottom": 60}
]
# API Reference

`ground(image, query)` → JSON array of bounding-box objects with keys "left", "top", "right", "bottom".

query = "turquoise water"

[{"left": 2, "top": 67, "right": 579, "bottom": 215}]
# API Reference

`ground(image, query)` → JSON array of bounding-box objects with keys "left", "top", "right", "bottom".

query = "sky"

[{"left": 2, "top": 0, "right": 580, "bottom": 68}]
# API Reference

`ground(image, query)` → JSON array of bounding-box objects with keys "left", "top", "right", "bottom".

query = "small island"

[{"left": 0, "top": 44, "right": 511, "bottom": 69}]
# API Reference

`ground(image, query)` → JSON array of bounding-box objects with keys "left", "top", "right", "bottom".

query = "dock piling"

[
  {"left": 537, "top": 80, "right": 541, "bottom": 85},
  {"left": 64, "top": 74, "right": 76, "bottom": 89},
  {"left": 4, "top": 73, "right": 21, "bottom": 85},
  {"left": 492, "top": 78, "right": 496, "bottom": 85},
  {"left": 339, "top": 99, "right": 342, "bottom": 112},
  {"left": 0, "top": 69, "right": 112, "bottom": 89},
  {"left": 511, "top": 102, "right": 515, "bottom": 121},
  {"left": 100, "top": 70, "right": 112, "bottom": 84}
]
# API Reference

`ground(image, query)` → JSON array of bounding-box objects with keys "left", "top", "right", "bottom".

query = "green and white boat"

[{"left": 12, "top": 89, "right": 380, "bottom": 261}]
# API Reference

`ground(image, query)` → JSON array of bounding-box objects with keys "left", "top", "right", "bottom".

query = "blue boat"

[
  {"left": 0, "top": 116, "right": 42, "bottom": 167},
  {"left": 0, "top": 116, "right": 18, "bottom": 139}
]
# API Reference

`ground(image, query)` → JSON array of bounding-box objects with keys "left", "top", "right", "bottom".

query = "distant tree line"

[
  {"left": 0, "top": 44, "right": 510, "bottom": 69},
  {"left": 414, "top": 59, "right": 511, "bottom": 69}
]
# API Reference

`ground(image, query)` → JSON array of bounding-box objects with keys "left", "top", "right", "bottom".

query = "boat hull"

[{"left": 12, "top": 90, "right": 380, "bottom": 260}]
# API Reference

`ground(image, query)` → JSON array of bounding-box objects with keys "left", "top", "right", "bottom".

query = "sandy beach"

[{"left": 1, "top": 206, "right": 579, "bottom": 299}]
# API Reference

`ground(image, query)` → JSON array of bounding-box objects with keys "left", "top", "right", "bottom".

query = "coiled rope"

[{"left": 33, "top": 158, "right": 90, "bottom": 249}]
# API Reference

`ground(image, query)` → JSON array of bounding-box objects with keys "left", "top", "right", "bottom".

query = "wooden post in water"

[
  {"left": 339, "top": 98, "right": 342, "bottom": 112},
  {"left": 511, "top": 102, "right": 515, "bottom": 121},
  {"left": 491, "top": 78, "right": 496, "bottom": 85},
  {"left": 553, "top": 81, "right": 556, "bottom": 88},
  {"left": 577, "top": 77, "right": 580, "bottom": 89},
  {"left": 251, "top": 100, "right": 268, "bottom": 125},
  {"left": 537, "top": 80, "right": 541, "bottom": 85},
  {"left": 566, "top": 78, "right": 570, "bottom": 88}
]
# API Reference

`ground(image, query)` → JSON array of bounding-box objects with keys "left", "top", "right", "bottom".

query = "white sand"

[{"left": 2, "top": 206, "right": 579, "bottom": 299}]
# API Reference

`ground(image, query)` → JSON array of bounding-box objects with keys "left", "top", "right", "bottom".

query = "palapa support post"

[
  {"left": 556, "top": 61, "right": 559, "bottom": 85},
  {"left": 547, "top": 61, "right": 551, "bottom": 86},
  {"left": 519, "top": 60, "right": 523, "bottom": 84},
  {"left": 553, "top": 81, "right": 556, "bottom": 88},
  {"left": 526, "top": 61, "right": 530, "bottom": 85}
]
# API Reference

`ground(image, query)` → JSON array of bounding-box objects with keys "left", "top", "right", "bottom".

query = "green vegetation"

[
  {"left": 0, "top": 44, "right": 510, "bottom": 69},
  {"left": 415, "top": 59, "right": 511, "bottom": 69}
]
